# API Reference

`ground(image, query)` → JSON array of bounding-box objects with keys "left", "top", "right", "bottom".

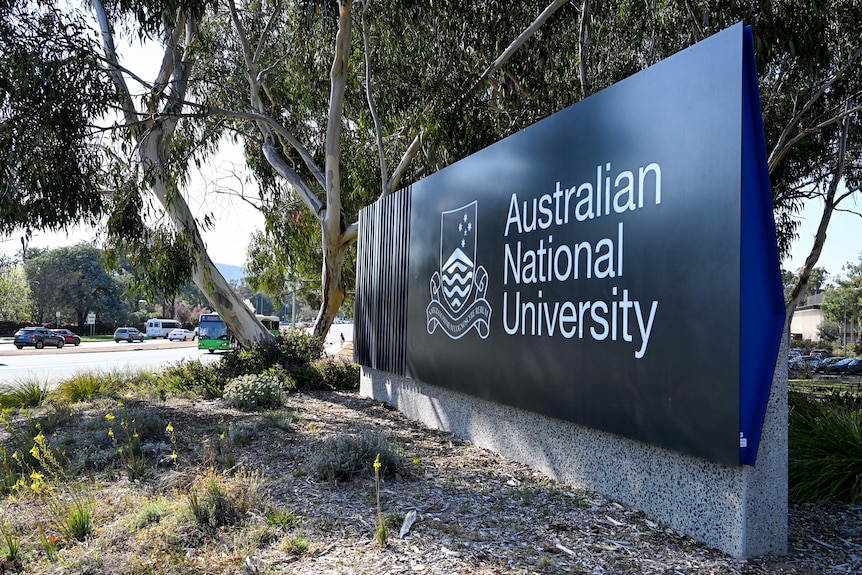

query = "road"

[
  {"left": 0, "top": 339, "right": 218, "bottom": 387},
  {"left": 0, "top": 323, "right": 354, "bottom": 388}
]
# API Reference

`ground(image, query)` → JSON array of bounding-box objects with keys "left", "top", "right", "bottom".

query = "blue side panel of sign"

[{"left": 739, "top": 26, "right": 786, "bottom": 466}]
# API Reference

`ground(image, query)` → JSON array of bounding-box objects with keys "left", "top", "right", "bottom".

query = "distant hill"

[{"left": 215, "top": 263, "right": 245, "bottom": 283}]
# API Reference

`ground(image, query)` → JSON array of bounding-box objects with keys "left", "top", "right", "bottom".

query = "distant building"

[
  {"left": 790, "top": 293, "right": 824, "bottom": 342},
  {"left": 790, "top": 292, "right": 859, "bottom": 347}
]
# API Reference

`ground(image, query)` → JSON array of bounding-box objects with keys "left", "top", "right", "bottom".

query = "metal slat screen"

[{"left": 354, "top": 189, "right": 411, "bottom": 375}]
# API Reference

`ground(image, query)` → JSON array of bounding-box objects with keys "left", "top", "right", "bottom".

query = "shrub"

[
  {"left": 187, "top": 469, "right": 263, "bottom": 529},
  {"left": 56, "top": 371, "right": 120, "bottom": 402},
  {"left": 286, "top": 357, "right": 359, "bottom": 392},
  {"left": 789, "top": 391, "right": 862, "bottom": 503},
  {"left": 313, "top": 357, "right": 360, "bottom": 391},
  {"left": 308, "top": 430, "right": 406, "bottom": 482},
  {"left": 223, "top": 374, "right": 286, "bottom": 411},
  {"left": 0, "top": 377, "right": 51, "bottom": 408},
  {"left": 220, "top": 332, "right": 325, "bottom": 378},
  {"left": 157, "top": 359, "right": 230, "bottom": 399}
]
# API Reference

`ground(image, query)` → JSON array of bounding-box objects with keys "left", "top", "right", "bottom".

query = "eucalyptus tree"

[
  {"left": 821, "top": 254, "right": 862, "bottom": 351},
  {"left": 0, "top": 1, "right": 115, "bottom": 236},
  {"left": 211, "top": 1, "right": 862, "bottom": 337},
  {"left": 0, "top": 254, "right": 32, "bottom": 322},
  {"left": 23, "top": 244, "right": 127, "bottom": 328},
  {"left": 1, "top": 0, "right": 274, "bottom": 346},
  {"left": 573, "top": 1, "right": 862, "bottom": 319},
  {"left": 193, "top": 0, "right": 572, "bottom": 337},
  {"left": 89, "top": 0, "right": 274, "bottom": 346}
]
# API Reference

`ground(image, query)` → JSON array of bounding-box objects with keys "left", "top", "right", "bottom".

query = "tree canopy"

[
  {"left": 821, "top": 253, "right": 862, "bottom": 349},
  {"left": 23, "top": 243, "right": 128, "bottom": 327},
  {"left": 0, "top": 1, "right": 117, "bottom": 236}
]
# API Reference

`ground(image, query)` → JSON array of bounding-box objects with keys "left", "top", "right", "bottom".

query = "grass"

[
  {"left": 0, "top": 338, "right": 356, "bottom": 573},
  {"left": 0, "top": 376, "right": 52, "bottom": 408},
  {"left": 788, "top": 390, "right": 862, "bottom": 503}
]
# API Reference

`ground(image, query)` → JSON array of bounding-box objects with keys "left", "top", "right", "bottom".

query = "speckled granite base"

[{"left": 360, "top": 338, "right": 788, "bottom": 558}]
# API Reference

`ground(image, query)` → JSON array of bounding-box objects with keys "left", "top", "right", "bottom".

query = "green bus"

[
  {"left": 198, "top": 313, "right": 281, "bottom": 353},
  {"left": 257, "top": 314, "right": 280, "bottom": 336},
  {"left": 198, "top": 313, "right": 231, "bottom": 353}
]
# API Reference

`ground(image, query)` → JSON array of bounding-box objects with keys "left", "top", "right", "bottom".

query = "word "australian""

[{"left": 504, "top": 162, "right": 662, "bottom": 236}]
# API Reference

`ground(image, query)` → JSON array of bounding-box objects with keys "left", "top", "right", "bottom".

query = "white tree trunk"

[{"left": 138, "top": 133, "right": 272, "bottom": 348}]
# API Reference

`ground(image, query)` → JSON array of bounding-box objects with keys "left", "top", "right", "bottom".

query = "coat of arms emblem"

[{"left": 426, "top": 201, "right": 492, "bottom": 339}]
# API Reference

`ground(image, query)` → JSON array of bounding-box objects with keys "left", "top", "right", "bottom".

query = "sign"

[
  {"left": 86, "top": 313, "right": 96, "bottom": 325},
  {"left": 399, "top": 24, "right": 783, "bottom": 466}
]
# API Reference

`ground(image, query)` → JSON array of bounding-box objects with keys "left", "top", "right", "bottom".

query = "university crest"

[{"left": 426, "top": 201, "right": 492, "bottom": 339}]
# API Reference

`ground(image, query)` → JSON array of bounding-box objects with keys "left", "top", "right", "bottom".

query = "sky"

[{"left": 781, "top": 196, "right": 862, "bottom": 280}]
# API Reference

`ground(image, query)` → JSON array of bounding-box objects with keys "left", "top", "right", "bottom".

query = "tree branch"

[
  {"left": 206, "top": 105, "right": 326, "bottom": 190},
  {"left": 361, "top": 0, "right": 388, "bottom": 197},
  {"left": 769, "top": 100, "right": 862, "bottom": 174},
  {"left": 90, "top": 0, "right": 138, "bottom": 131},
  {"left": 787, "top": 101, "right": 852, "bottom": 316},
  {"left": 254, "top": 0, "right": 282, "bottom": 64},
  {"left": 324, "top": 0, "right": 353, "bottom": 237},
  {"left": 578, "top": 0, "right": 591, "bottom": 99},
  {"left": 261, "top": 142, "right": 325, "bottom": 217},
  {"left": 767, "top": 44, "right": 862, "bottom": 174},
  {"left": 387, "top": 132, "right": 424, "bottom": 197},
  {"left": 475, "top": 0, "right": 570, "bottom": 90}
]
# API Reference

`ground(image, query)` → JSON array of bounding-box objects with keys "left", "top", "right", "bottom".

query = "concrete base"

[{"left": 360, "top": 341, "right": 787, "bottom": 557}]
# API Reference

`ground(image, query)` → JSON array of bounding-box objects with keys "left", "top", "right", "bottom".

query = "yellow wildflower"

[
  {"left": 30, "top": 471, "right": 49, "bottom": 495},
  {"left": 166, "top": 422, "right": 174, "bottom": 434},
  {"left": 105, "top": 413, "right": 115, "bottom": 422}
]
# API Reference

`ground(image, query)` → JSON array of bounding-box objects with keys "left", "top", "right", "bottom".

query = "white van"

[{"left": 146, "top": 318, "right": 182, "bottom": 338}]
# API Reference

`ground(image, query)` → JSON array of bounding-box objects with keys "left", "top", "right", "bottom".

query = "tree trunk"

[
  {"left": 312, "top": 225, "right": 349, "bottom": 339},
  {"left": 139, "top": 129, "right": 273, "bottom": 348}
]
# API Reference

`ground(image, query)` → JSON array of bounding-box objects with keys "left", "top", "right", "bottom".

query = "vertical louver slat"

[{"left": 355, "top": 189, "right": 410, "bottom": 375}]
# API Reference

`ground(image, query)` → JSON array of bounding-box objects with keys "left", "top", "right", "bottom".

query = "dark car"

[
  {"left": 13, "top": 327, "right": 64, "bottom": 349},
  {"left": 789, "top": 355, "right": 821, "bottom": 377},
  {"left": 53, "top": 328, "right": 82, "bottom": 346},
  {"left": 823, "top": 357, "right": 856, "bottom": 375},
  {"left": 114, "top": 327, "right": 145, "bottom": 343},
  {"left": 816, "top": 356, "right": 844, "bottom": 372},
  {"left": 824, "top": 357, "right": 862, "bottom": 375}
]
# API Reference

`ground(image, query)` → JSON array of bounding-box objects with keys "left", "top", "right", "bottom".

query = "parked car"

[
  {"left": 824, "top": 357, "right": 862, "bottom": 375},
  {"left": 789, "top": 355, "right": 821, "bottom": 377},
  {"left": 809, "top": 349, "right": 830, "bottom": 359},
  {"left": 114, "top": 327, "right": 145, "bottom": 343},
  {"left": 13, "top": 327, "right": 64, "bottom": 349},
  {"left": 816, "top": 356, "right": 844, "bottom": 372},
  {"left": 847, "top": 358, "right": 862, "bottom": 375},
  {"left": 167, "top": 328, "right": 193, "bottom": 341},
  {"left": 52, "top": 328, "right": 81, "bottom": 346},
  {"left": 789, "top": 355, "right": 821, "bottom": 369}
]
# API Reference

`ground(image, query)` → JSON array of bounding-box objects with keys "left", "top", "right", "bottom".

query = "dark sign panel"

[{"left": 393, "top": 24, "right": 782, "bottom": 467}]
